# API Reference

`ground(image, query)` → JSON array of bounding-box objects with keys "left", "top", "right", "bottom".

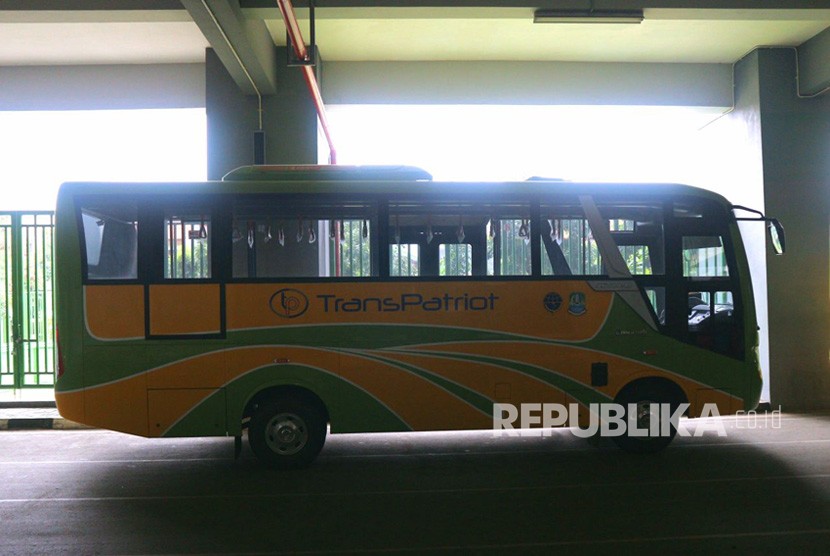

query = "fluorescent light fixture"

[{"left": 533, "top": 9, "right": 644, "bottom": 24}]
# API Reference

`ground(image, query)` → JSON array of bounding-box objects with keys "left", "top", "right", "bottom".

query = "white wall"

[{"left": 0, "top": 64, "right": 205, "bottom": 110}]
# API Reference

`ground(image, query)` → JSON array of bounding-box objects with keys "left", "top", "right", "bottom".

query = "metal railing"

[{"left": 0, "top": 212, "right": 56, "bottom": 389}]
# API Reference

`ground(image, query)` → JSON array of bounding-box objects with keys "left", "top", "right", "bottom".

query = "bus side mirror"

[{"left": 768, "top": 219, "right": 785, "bottom": 255}]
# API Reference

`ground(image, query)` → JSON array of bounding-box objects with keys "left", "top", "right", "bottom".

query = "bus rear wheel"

[
  {"left": 612, "top": 383, "right": 681, "bottom": 454},
  {"left": 248, "top": 396, "right": 327, "bottom": 469}
]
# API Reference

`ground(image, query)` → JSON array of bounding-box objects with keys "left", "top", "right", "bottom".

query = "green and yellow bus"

[{"left": 54, "top": 165, "right": 784, "bottom": 467}]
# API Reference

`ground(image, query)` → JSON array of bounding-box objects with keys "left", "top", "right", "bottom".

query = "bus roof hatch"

[{"left": 222, "top": 165, "right": 433, "bottom": 182}]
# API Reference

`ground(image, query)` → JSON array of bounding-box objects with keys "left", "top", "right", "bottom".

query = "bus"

[{"left": 54, "top": 165, "right": 784, "bottom": 467}]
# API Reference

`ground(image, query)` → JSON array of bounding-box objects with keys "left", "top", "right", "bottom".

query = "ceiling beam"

[
  {"left": 798, "top": 27, "right": 830, "bottom": 95},
  {"left": 181, "top": 0, "right": 277, "bottom": 95},
  {"left": 322, "top": 60, "right": 732, "bottom": 107},
  {"left": 8, "top": 0, "right": 830, "bottom": 7},
  {"left": 10, "top": 0, "right": 830, "bottom": 8},
  {"left": 241, "top": 1, "right": 830, "bottom": 8},
  {"left": 1, "top": 0, "right": 182, "bottom": 8}
]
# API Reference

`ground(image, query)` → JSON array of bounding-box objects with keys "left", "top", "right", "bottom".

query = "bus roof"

[{"left": 58, "top": 166, "right": 732, "bottom": 208}]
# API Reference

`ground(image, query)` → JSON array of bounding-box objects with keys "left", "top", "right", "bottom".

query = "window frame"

[
  {"left": 162, "top": 211, "right": 214, "bottom": 281},
  {"left": 664, "top": 198, "right": 744, "bottom": 356},
  {"left": 144, "top": 197, "right": 222, "bottom": 285},
  {"left": 77, "top": 196, "right": 141, "bottom": 285},
  {"left": 385, "top": 193, "right": 538, "bottom": 281},
  {"left": 229, "top": 193, "right": 380, "bottom": 283}
]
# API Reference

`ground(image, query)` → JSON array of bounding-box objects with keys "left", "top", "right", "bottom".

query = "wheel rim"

[
  {"left": 264, "top": 412, "right": 309, "bottom": 456},
  {"left": 634, "top": 399, "right": 659, "bottom": 431}
]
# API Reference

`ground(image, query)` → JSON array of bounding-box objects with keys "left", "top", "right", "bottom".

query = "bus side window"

[
  {"left": 644, "top": 287, "right": 667, "bottom": 325},
  {"left": 439, "top": 243, "right": 472, "bottom": 276},
  {"left": 388, "top": 204, "right": 531, "bottom": 278},
  {"left": 610, "top": 217, "right": 664, "bottom": 276},
  {"left": 688, "top": 290, "right": 739, "bottom": 356},
  {"left": 233, "top": 201, "right": 375, "bottom": 279},
  {"left": 81, "top": 205, "right": 138, "bottom": 280},
  {"left": 682, "top": 235, "right": 741, "bottom": 357},
  {"left": 387, "top": 213, "right": 480, "bottom": 277},
  {"left": 390, "top": 243, "right": 419, "bottom": 277},
  {"left": 487, "top": 218, "right": 531, "bottom": 276},
  {"left": 333, "top": 219, "right": 373, "bottom": 278},
  {"left": 541, "top": 211, "right": 602, "bottom": 276},
  {"left": 683, "top": 236, "right": 729, "bottom": 277},
  {"left": 164, "top": 213, "right": 211, "bottom": 279}
]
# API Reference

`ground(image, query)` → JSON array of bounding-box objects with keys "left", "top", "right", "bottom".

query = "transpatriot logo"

[{"left": 269, "top": 288, "right": 309, "bottom": 318}]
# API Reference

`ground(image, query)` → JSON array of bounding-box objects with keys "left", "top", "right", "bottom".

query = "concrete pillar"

[
  {"left": 757, "top": 48, "right": 830, "bottom": 410},
  {"left": 269, "top": 46, "right": 320, "bottom": 166},
  {"left": 694, "top": 52, "right": 770, "bottom": 400},
  {"left": 205, "top": 46, "right": 318, "bottom": 180}
]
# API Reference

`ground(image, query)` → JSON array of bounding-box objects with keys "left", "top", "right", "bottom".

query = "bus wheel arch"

[
  {"left": 612, "top": 377, "right": 688, "bottom": 454},
  {"left": 244, "top": 385, "right": 330, "bottom": 469}
]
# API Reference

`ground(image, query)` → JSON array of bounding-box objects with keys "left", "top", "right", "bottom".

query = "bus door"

[{"left": 668, "top": 203, "right": 743, "bottom": 361}]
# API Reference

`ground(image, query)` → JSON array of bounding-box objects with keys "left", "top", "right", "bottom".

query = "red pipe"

[{"left": 275, "top": 0, "right": 337, "bottom": 164}]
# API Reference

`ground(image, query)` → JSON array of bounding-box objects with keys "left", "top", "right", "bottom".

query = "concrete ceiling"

[
  {"left": 1, "top": 3, "right": 830, "bottom": 66},
  {"left": 263, "top": 8, "right": 830, "bottom": 64},
  {"left": 0, "top": 11, "right": 209, "bottom": 66}
]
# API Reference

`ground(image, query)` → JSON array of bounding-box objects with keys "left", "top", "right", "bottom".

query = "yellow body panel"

[
  {"left": 85, "top": 285, "right": 145, "bottom": 340},
  {"left": 226, "top": 281, "right": 611, "bottom": 341},
  {"left": 149, "top": 284, "right": 221, "bottom": 336}
]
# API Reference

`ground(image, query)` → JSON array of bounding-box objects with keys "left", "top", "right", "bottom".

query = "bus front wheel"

[{"left": 248, "top": 396, "right": 327, "bottom": 469}]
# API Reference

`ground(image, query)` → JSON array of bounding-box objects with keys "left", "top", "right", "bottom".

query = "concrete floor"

[{"left": 1, "top": 414, "right": 829, "bottom": 555}]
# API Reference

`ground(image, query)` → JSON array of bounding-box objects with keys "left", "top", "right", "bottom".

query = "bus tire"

[
  {"left": 248, "top": 396, "right": 327, "bottom": 469},
  {"left": 612, "top": 382, "right": 680, "bottom": 454}
]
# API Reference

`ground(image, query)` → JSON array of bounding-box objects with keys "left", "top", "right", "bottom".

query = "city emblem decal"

[
  {"left": 543, "top": 292, "right": 563, "bottom": 313},
  {"left": 568, "top": 292, "right": 587, "bottom": 316}
]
